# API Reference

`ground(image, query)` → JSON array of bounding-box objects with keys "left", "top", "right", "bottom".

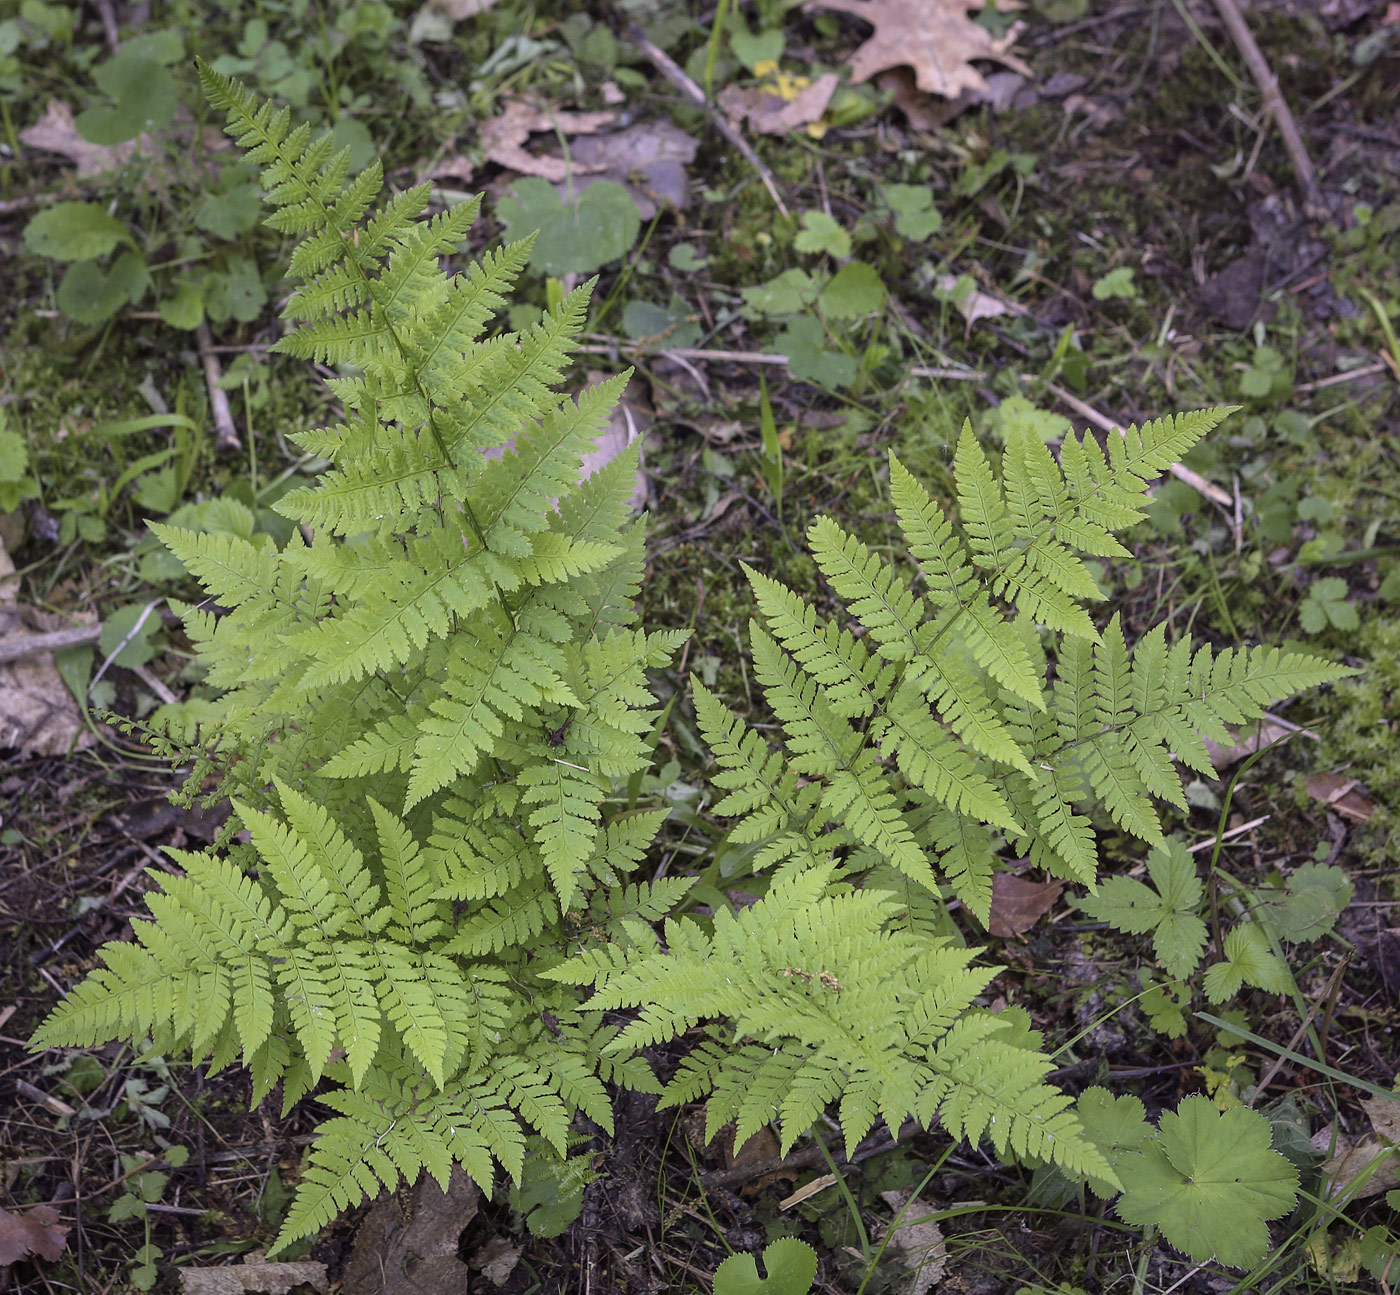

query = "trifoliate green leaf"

[
  {"left": 1116, "top": 1098, "right": 1299, "bottom": 1267},
  {"left": 1076, "top": 837, "right": 1206, "bottom": 980},
  {"left": 1202, "top": 923, "right": 1292, "bottom": 1003}
]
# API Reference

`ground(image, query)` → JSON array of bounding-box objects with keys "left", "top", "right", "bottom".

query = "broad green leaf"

[
  {"left": 158, "top": 280, "right": 205, "bottom": 330},
  {"left": 24, "top": 202, "right": 133, "bottom": 262},
  {"left": 714, "top": 1238, "right": 818, "bottom": 1295},
  {"left": 498, "top": 177, "right": 641, "bottom": 276},
  {"left": 819, "top": 261, "right": 886, "bottom": 319},
  {"left": 76, "top": 52, "right": 178, "bottom": 144},
  {"left": 98, "top": 602, "right": 163, "bottom": 668},
  {"left": 57, "top": 250, "right": 149, "bottom": 324},
  {"left": 0, "top": 429, "right": 28, "bottom": 483},
  {"left": 1115, "top": 1098, "right": 1299, "bottom": 1266},
  {"left": 1091, "top": 266, "right": 1137, "bottom": 300},
  {"left": 1253, "top": 862, "right": 1353, "bottom": 944},
  {"left": 775, "top": 316, "right": 856, "bottom": 389},
  {"left": 882, "top": 183, "right": 942, "bottom": 241},
  {"left": 1076, "top": 1087, "right": 1153, "bottom": 1197},
  {"left": 793, "top": 209, "right": 850, "bottom": 258},
  {"left": 740, "top": 267, "right": 817, "bottom": 317}
]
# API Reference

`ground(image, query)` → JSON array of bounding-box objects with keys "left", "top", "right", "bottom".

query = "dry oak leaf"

[
  {"left": 807, "top": 0, "right": 1031, "bottom": 100},
  {"left": 988, "top": 873, "right": 1063, "bottom": 938},
  {"left": 479, "top": 99, "right": 614, "bottom": 184}
]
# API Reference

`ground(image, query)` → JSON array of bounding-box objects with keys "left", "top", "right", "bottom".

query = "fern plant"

[
  {"left": 30, "top": 70, "right": 1354, "bottom": 1259},
  {"left": 547, "top": 412, "right": 1353, "bottom": 1173},
  {"left": 31, "top": 65, "right": 690, "bottom": 1253}
]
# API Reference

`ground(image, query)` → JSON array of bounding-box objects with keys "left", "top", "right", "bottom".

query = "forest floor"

[{"left": 1, "top": 0, "right": 1398, "bottom": 1292}]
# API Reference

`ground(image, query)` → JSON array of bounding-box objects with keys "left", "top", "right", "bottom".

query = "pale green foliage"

[
  {"left": 548, "top": 414, "right": 1350, "bottom": 1191},
  {"left": 1076, "top": 838, "right": 1206, "bottom": 980},
  {"left": 1104, "top": 1096, "right": 1299, "bottom": 1267},
  {"left": 692, "top": 424, "right": 1352, "bottom": 924},
  {"left": 31, "top": 65, "right": 685, "bottom": 1255},
  {"left": 549, "top": 864, "right": 1117, "bottom": 1186}
]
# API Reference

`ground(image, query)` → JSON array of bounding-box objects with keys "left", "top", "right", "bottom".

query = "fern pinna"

[
  {"left": 549, "top": 412, "right": 1351, "bottom": 1174},
  {"left": 31, "top": 65, "right": 687, "bottom": 1252}
]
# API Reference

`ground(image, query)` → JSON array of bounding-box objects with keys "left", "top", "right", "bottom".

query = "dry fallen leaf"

[
  {"left": 1205, "top": 717, "right": 1311, "bottom": 769},
  {"left": 180, "top": 1258, "right": 328, "bottom": 1295},
  {"left": 879, "top": 1191, "right": 947, "bottom": 1295},
  {"left": 343, "top": 1169, "right": 477, "bottom": 1295},
  {"left": 430, "top": 0, "right": 498, "bottom": 15},
  {"left": 935, "top": 273, "right": 1012, "bottom": 330},
  {"left": 564, "top": 120, "right": 700, "bottom": 217},
  {"left": 0, "top": 1205, "right": 70, "bottom": 1267},
  {"left": 808, "top": 0, "right": 1032, "bottom": 100},
  {"left": 1317, "top": 1094, "right": 1400, "bottom": 1202},
  {"left": 1306, "top": 771, "right": 1375, "bottom": 824},
  {"left": 19, "top": 99, "right": 148, "bottom": 178},
  {"left": 719, "top": 73, "right": 841, "bottom": 136},
  {"left": 470, "top": 1235, "right": 522, "bottom": 1287},
  {"left": 479, "top": 99, "right": 614, "bottom": 183},
  {"left": 988, "top": 873, "right": 1064, "bottom": 938},
  {"left": 0, "top": 537, "right": 95, "bottom": 757}
]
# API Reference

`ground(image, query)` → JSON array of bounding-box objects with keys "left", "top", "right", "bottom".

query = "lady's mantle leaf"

[
  {"left": 1076, "top": 1088, "right": 1152, "bottom": 1197},
  {"left": 1115, "top": 1097, "right": 1299, "bottom": 1267}
]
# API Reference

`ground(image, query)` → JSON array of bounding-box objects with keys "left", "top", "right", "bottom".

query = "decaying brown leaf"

[
  {"left": 0, "top": 537, "right": 95, "bottom": 757},
  {"left": 180, "top": 1257, "right": 328, "bottom": 1295},
  {"left": 1317, "top": 1095, "right": 1400, "bottom": 1202},
  {"left": 1205, "top": 716, "right": 1311, "bottom": 769},
  {"left": 343, "top": 1169, "right": 478, "bottom": 1295},
  {"left": 1306, "top": 771, "right": 1375, "bottom": 824},
  {"left": 0, "top": 1205, "right": 69, "bottom": 1267},
  {"left": 564, "top": 120, "right": 700, "bottom": 216},
  {"left": 718, "top": 73, "right": 840, "bottom": 136},
  {"left": 879, "top": 1191, "right": 947, "bottom": 1295},
  {"left": 988, "top": 873, "right": 1064, "bottom": 938},
  {"left": 19, "top": 100, "right": 149, "bottom": 178},
  {"left": 808, "top": 0, "right": 1032, "bottom": 100},
  {"left": 479, "top": 99, "right": 614, "bottom": 183}
]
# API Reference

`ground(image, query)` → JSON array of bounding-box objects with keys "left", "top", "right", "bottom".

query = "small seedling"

[{"left": 714, "top": 1237, "right": 818, "bottom": 1295}]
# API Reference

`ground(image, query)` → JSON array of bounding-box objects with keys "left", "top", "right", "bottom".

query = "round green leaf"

[
  {"left": 1115, "top": 1097, "right": 1299, "bottom": 1267},
  {"left": 819, "top": 260, "right": 887, "bottom": 320},
  {"left": 98, "top": 602, "right": 164, "bottom": 669},
  {"left": 499, "top": 178, "right": 641, "bottom": 276},
  {"left": 24, "top": 202, "right": 132, "bottom": 262}
]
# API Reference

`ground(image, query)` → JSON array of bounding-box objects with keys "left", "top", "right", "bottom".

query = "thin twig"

[
  {"left": 196, "top": 322, "right": 242, "bottom": 451},
  {"left": 0, "top": 622, "right": 103, "bottom": 665},
  {"left": 1209, "top": 0, "right": 1327, "bottom": 218},
  {"left": 621, "top": 21, "right": 791, "bottom": 218}
]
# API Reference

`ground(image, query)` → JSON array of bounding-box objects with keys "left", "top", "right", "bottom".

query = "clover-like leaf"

[
  {"left": 714, "top": 1238, "right": 818, "bottom": 1295},
  {"left": 1115, "top": 1097, "right": 1299, "bottom": 1267},
  {"left": 1076, "top": 837, "right": 1206, "bottom": 981},
  {"left": 1201, "top": 923, "right": 1292, "bottom": 1003}
]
